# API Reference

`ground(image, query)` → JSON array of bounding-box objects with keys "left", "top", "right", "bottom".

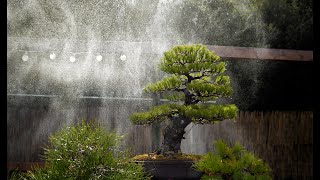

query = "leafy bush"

[
  {"left": 10, "top": 120, "right": 150, "bottom": 180},
  {"left": 193, "top": 140, "right": 272, "bottom": 180}
]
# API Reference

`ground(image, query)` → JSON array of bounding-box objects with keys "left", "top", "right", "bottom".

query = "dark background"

[{"left": 228, "top": 60, "right": 312, "bottom": 111}]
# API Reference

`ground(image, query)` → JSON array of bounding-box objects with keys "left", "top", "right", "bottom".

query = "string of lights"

[{"left": 15, "top": 49, "right": 127, "bottom": 62}]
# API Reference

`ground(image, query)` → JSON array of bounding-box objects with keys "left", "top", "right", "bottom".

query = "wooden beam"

[{"left": 207, "top": 45, "right": 313, "bottom": 61}]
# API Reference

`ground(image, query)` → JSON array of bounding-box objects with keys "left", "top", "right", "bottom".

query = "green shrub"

[
  {"left": 193, "top": 140, "right": 272, "bottom": 180},
  {"left": 10, "top": 120, "right": 150, "bottom": 180}
]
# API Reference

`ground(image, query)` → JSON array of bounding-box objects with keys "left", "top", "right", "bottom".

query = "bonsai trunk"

[
  {"left": 161, "top": 87, "right": 197, "bottom": 155},
  {"left": 161, "top": 115, "right": 191, "bottom": 155},
  {"left": 160, "top": 77, "right": 195, "bottom": 155}
]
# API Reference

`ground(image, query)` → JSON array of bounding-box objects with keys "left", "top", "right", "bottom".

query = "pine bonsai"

[{"left": 129, "top": 44, "right": 238, "bottom": 155}]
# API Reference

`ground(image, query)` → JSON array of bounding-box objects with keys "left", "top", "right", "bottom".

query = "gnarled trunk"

[{"left": 161, "top": 116, "right": 191, "bottom": 155}]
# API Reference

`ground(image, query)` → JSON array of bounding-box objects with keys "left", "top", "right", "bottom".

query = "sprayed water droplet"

[
  {"left": 120, "top": 54, "right": 126, "bottom": 61},
  {"left": 96, "top": 55, "right": 102, "bottom": 61},
  {"left": 70, "top": 56, "right": 76, "bottom": 62},
  {"left": 192, "top": 17, "right": 198, "bottom": 24},
  {"left": 50, "top": 52, "right": 56, "bottom": 60},
  {"left": 22, "top": 53, "right": 29, "bottom": 61}
]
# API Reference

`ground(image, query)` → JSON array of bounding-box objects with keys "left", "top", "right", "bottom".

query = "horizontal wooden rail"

[
  {"left": 207, "top": 45, "right": 313, "bottom": 61},
  {"left": 8, "top": 37, "right": 313, "bottom": 61}
]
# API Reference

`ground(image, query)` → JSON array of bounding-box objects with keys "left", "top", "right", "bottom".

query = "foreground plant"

[
  {"left": 194, "top": 140, "right": 272, "bottom": 180},
  {"left": 10, "top": 120, "right": 150, "bottom": 180},
  {"left": 130, "top": 44, "right": 238, "bottom": 155}
]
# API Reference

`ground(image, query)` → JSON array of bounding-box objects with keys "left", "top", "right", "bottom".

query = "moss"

[{"left": 132, "top": 153, "right": 202, "bottom": 161}]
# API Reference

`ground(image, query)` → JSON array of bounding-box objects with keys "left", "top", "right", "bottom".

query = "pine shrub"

[
  {"left": 194, "top": 140, "right": 272, "bottom": 180},
  {"left": 10, "top": 120, "right": 150, "bottom": 180}
]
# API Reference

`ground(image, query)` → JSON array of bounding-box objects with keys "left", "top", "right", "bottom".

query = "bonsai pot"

[{"left": 135, "top": 160, "right": 203, "bottom": 180}]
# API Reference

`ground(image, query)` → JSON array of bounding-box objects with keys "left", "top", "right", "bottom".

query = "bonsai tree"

[{"left": 129, "top": 44, "right": 238, "bottom": 155}]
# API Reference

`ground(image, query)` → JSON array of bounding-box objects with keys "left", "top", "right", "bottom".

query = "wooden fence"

[
  {"left": 7, "top": 104, "right": 313, "bottom": 179},
  {"left": 181, "top": 111, "right": 313, "bottom": 180}
]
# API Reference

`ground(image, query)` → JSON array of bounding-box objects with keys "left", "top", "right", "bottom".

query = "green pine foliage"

[
  {"left": 194, "top": 140, "right": 272, "bottom": 180},
  {"left": 130, "top": 44, "right": 238, "bottom": 125},
  {"left": 144, "top": 75, "right": 184, "bottom": 93},
  {"left": 159, "top": 45, "right": 222, "bottom": 75},
  {"left": 10, "top": 120, "right": 150, "bottom": 180},
  {"left": 162, "top": 91, "right": 185, "bottom": 101},
  {"left": 130, "top": 104, "right": 238, "bottom": 125}
]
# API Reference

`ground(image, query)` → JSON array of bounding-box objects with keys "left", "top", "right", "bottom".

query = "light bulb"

[
  {"left": 22, "top": 52, "right": 29, "bottom": 61},
  {"left": 70, "top": 55, "right": 76, "bottom": 62},
  {"left": 96, "top": 55, "right": 102, "bottom": 61},
  {"left": 49, "top": 52, "right": 56, "bottom": 60},
  {"left": 120, "top": 54, "right": 126, "bottom": 61}
]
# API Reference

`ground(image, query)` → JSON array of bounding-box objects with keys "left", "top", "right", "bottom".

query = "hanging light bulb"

[
  {"left": 70, "top": 55, "right": 76, "bottom": 62},
  {"left": 22, "top": 52, "right": 29, "bottom": 61},
  {"left": 96, "top": 54, "right": 102, "bottom": 61},
  {"left": 49, "top": 52, "right": 56, "bottom": 60},
  {"left": 120, "top": 54, "right": 126, "bottom": 61}
]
